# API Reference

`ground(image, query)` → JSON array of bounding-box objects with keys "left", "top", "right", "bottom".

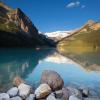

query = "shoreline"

[{"left": 0, "top": 70, "right": 100, "bottom": 100}]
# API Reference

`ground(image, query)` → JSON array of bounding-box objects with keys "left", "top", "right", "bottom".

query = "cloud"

[
  {"left": 66, "top": 1, "right": 80, "bottom": 8},
  {"left": 81, "top": 5, "right": 86, "bottom": 8},
  {"left": 66, "top": 1, "right": 86, "bottom": 9}
]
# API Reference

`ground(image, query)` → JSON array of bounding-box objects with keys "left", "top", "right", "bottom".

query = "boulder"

[
  {"left": 67, "top": 87, "right": 82, "bottom": 99},
  {"left": 13, "top": 76, "right": 24, "bottom": 87},
  {"left": 10, "top": 96, "right": 22, "bottom": 100},
  {"left": 55, "top": 90, "right": 63, "bottom": 98},
  {"left": 41, "top": 70, "right": 64, "bottom": 91},
  {"left": 79, "top": 87, "right": 89, "bottom": 97},
  {"left": 26, "top": 94, "right": 35, "bottom": 100},
  {"left": 46, "top": 94, "right": 57, "bottom": 100},
  {"left": 82, "top": 88, "right": 89, "bottom": 97},
  {"left": 35, "top": 83, "right": 51, "bottom": 99},
  {"left": 61, "top": 88, "right": 69, "bottom": 100},
  {"left": 69, "top": 95, "right": 81, "bottom": 100},
  {"left": 7, "top": 87, "right": 18, "bottom": 97},
  {"left": 0, "top": 93, "right": 10, "bottom": 99},
  {"left": 18, "top": 83, "right": 31, "bottom": 99}
]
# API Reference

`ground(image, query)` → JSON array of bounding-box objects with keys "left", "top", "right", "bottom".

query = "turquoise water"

[{"left": 0, "top": 48, "right": 100, "bottom": 96}]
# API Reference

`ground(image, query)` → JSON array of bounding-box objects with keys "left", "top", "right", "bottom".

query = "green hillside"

[{"left": 58, "top": 29, "right": 100, "bottom": 53}]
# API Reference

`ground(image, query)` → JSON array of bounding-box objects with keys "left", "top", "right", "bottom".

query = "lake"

[{"left": 0, "top": 48, "right": 100, "bottom": 96}]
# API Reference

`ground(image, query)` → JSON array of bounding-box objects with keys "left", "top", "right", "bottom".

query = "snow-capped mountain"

[{"left": 44, "top": 31, "right": 72, "bottom": 42}]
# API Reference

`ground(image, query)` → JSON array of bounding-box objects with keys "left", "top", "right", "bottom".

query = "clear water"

[{"left": 0, "top": 48, "right": 100, "bottom": 96}]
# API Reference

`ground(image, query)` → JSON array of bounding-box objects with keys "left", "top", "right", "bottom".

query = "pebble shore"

[{"left": 0, "top": 70, "right": 100, "bottom": 100}]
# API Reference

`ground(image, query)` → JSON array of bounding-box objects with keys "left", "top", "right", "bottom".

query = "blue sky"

[{"left": 1, "top": 0, "right": 100, "bottom": 32}]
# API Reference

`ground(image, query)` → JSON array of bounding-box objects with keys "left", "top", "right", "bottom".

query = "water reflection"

[
  {"left": 0, "top": 48, "right": 100, "bottom": 96},
  {"left": 39, "top": 52, "right": 75, "bottom": 64},
  {"left": 58, "top": 47, "right": 100, "bottom": 72},
  {"left": 25, "top": 50, "right": 100, "bottom": 96},
  {"left": 0, "top": 48, "right": 54, "bottom": 92}
]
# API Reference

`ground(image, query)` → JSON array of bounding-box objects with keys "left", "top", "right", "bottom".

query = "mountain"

[
  {"left": 44, "top": 31, "right": 72, "bottom": 42},
  {"left": 58, "top": 20, "right": 100, "bottom": 51},
  {"left": 0, "top": 2, "right": 55, "bottom": 47}
]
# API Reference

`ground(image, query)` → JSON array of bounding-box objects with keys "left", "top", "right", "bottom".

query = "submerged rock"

[
  {"left": 55, "top": 90, "right": 63, "bottom": 98},
  {"left": 10, "top": 96, "right": 22, "bottom": 100},
  {"left": 0, "top": 93, "right": 10, "bottom": 99},
  {"left": 18, "top": 83, "right": 31, "bottom": 99},
  {"left": 7, "top": 87, "right": 18, "bottom": 97},
  {"left": 79, "top": 87, "right": 89, "bottom": 97},
  {"left": 84, "top": 97, "right": 100, "bottom": 100},
  {"left": 26, "top": 94, "right": 35, "bottom": 100},
  {"left": 41, "top": 70, "right": 64, "bottom": 91},
  {"left": 69, "top": 95, "right": 81, "bottom": 100},
  {"left": 46, "top": 94, "right": 57, "bottom": 100},
  {"left": 82, "top": 88, "right": 89, "bottom": 97},
  {"left": 61, "top": 88, "right": 69, "bottom": 100},
  {"left": 13, "top": 76, "right": 24, "bottom": 87},
  {"left": 35, "top": 83, "right": 51, "bottom": 99},
  {"left": 67, "top": 87, "right": 82, "bottom": 99}
]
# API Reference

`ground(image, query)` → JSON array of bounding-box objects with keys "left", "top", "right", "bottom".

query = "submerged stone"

[
  {"left": 46, "top": 94, "right": 57, "bottom": 100},
  {"left": 26, "top": 94, "right": 35, "bottom": 100},
  {"left": 13, "top": 76, "right": 24, "bottom": 87},
  {"left": 69, "top": 95, "right": 81, "bottom": 100},
  {"left": 0, "top": 93, "right": 10, "bottom": 99},
  {"left": 10, "top": 96, "right": 22, "bottom": 100},
  {"left": 7, "top": 87, "right": 18, "bottom": 97}
]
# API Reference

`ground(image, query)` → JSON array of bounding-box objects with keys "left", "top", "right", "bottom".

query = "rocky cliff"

[{"left": 0, "top": 2, "right": 55, "bottom": 47}]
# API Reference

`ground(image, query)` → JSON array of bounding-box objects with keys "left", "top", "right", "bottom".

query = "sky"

[{"left": 1, "top": 0, "right": 100, "bottom": 32}]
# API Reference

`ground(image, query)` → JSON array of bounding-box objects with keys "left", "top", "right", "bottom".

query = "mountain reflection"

[
  {"left": 25, "top": 49, "right": 100, "bottom": 96},
  {"left": 58, "top": 47, "right": 100, "bottom": 72},
  {"left": 0, "top": 48, "right": 100, "bottom": 94},
  {"left": 0, "top": 48, "right": 54, "bottom": 92},
  {"left": 39, "top": 52, "right": 75, "bottom": 64}
]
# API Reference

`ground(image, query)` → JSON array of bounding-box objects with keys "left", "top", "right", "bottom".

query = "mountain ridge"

[
  {"left": 44, "top": 31, "right": 72, "bottom": 42},
  {"left": 0, "top": 1, "right": 55, "bottom": 47},
  {"left": 57, "top": 20, "right": 100, "bottom": 51}
]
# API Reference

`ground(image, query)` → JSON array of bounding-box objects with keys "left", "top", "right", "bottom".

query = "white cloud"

[
  {"left": 66, "top": 1, "right": 86, "bottom": 9},
  {"left": 76, "top": 1, "right": 80, "bottom": 5},
  {"left": 66, "top": 1, "right": 80, "bottom": 8},
  {"left": 81, "top": 5, "right": 86, "bottom": 8}
]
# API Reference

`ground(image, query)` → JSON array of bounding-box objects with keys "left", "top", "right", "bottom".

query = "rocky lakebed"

[{"left": 0, "top": 70, "right": 100, "bottom": 100}]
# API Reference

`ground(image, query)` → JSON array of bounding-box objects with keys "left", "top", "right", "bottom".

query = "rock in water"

[
  {"left": 82, "top": 88, "right": 89, "bottom": 97},
  {"left": 61, "top": 88, "right": 69, "bottom": 100},
  {"left": 69, "top": 95, "right": 81, "bottom": 100},
  {"left": 35, "top": 84, "right": 51, "bottom": 99},
  {"left": 10, "top": 96, "right": 22, "bottom": 100},
  {"left": 0, "top": 93, "right": 10, "bottom": 99},
  {"left": 46, "top": 94, "right": 57, "bottom": 100},
  {"left": 67, "top": 87, "right": 82, "bottom": 99},
  {"left": 26, "top": 94, "right": 35, "bottom": 100},
  {"left": 55, "top": 90, "right": 63, "bottom": 98},
  {"left": 13, "top": 76, "right": 24, "bottom": 87},
  {"left": 18, "top": 83, "right": 31, "bottom": 99},
  {"left": 7, "top": 87, "right": 18, "bottom": 97},
  {"left": 84, "top": 97, "right": 100, "bottom": 100},
  {"left": 41, "top": 70, "right": 64, "bottom": 91}
]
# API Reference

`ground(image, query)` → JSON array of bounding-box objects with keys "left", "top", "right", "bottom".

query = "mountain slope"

[
  {"left": 0, "top": 2, "right": 55, "bottom": 47},
  {"left": 58, "top": 20, "right": 100, "bottom": 51}
]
